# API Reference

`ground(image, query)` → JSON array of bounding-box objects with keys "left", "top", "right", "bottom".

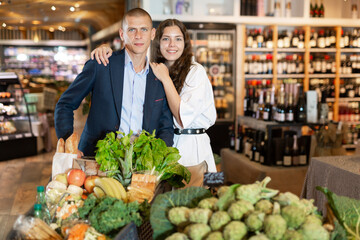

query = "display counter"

[
  {"left": 301, "top": 154, "right": 360, "bottom": 216},
  {"left": 220, "top": 148, "right": 308, "bottom": 196}
]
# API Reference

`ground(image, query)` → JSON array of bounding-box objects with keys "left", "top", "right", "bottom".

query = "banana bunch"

[{"left": 93, "top": 177, "right": 127, "bottom": 201}]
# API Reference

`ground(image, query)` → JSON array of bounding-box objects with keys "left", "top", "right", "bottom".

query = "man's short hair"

[{"left": 121, "top": 8, "right": 152, "bottom": 29}]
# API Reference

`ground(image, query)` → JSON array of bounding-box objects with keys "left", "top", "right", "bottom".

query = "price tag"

[
  {"left": 24, "top": 133, "right": 32, "bottom": 138},
  {"left": 2, "top": 136, "right": 9, "bottom": 141},
  {"left": 203, "top": 172, "right": 225, "bottom": 187},
  {"left": 15, "top": 134, "right": 23, "bottom": 139}
]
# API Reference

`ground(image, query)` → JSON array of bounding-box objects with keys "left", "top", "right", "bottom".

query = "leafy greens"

[
  {"left": 317, "top": 186, "right": 360, "bottom": 239},
  {"left": 95, "top": 130, "right": 191, "bottom": 188}
]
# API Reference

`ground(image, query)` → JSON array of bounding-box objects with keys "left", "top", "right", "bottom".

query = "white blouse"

[{"left": 173, "top": 61, "right": 217, "bottom": 172}]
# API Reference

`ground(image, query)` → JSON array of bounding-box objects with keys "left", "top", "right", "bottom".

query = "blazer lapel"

[
  {"left": 109, "top": 50, "right": 125, "bottom": 120},
  {"left": 143, "top": 69, "right": 156, "bottom": 129}
]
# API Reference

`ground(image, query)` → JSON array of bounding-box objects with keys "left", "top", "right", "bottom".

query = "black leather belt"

[{"left": 174, "top": 128, "right": 206, "bottom": 135}]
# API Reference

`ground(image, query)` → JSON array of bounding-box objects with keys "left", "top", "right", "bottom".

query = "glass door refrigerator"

[{"left": 180, "top": 23, "right": 237, "bottom": 154}]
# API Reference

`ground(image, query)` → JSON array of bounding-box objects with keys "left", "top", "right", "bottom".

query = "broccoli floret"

[
  {"left": 217, "top": 186, "right": 230, "bottom": 198},
  {"left": 198, "top": 197, "right": 218, "bottom": 211},
  {"left": 78, "top": 193, "right": 97, "bottom": 219},
  {"left": 227, "top": 200, "right": 254, "bottom": 220},
  {"left": 235, "top": 177, "right": 278, "bottom": 204},
  {"left": 168, "top": 207, "right": 190, "bottom": 227},
  {"left": 298, "top": 223, "right": 330, "bottom": 240},
  {"left": 205, "top": 231, "right": 224, "bottom": 240},
  {"left": 210, "top": 211, "right": 231, "bottom": 231},
  {"left": 263, "top": 215, "right": 287, "bottom": 240},
  {"left": 281, "top": 205, "right": 306, "bottom": 229},
  {"left": 282, "top": 229, "right": 304, "bottom": 240},
  {"left": 165, "top": 232, "right": 189, "bottom": 240},
  {"left": 255, "top": 200, "right": 273, "bottom": 214},
  {"left": 86, "top": 197, "right": 142, "bottom": 235},
  {"left": 186, "top": 223, "right": 211, "bottom": 240},
  {"left": 303, "top": 214, "right": 322, "bottom": 226},
  {"left": 189, "top": 208, "right": 212, "bottom": 224},
  {"left": 248, "top": 234, "right": 269, "bottom": 240},
  {"left": 223, "top": 221, "right": 247, "bottom": 240},
  {"left": 245, "top": 211, "right": 265, "bottom": 232}
]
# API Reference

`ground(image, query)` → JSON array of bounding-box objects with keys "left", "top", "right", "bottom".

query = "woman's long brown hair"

[{"left": 151, "top": 19, "right": 193, "bottom": 93}]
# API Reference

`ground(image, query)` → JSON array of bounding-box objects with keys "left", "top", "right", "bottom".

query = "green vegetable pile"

[
  {"left": 317, "top": 186, "right": 360, "bottom": 240},
  {"left": 78, "top": 194, "right": 150, "bottom": 236},
  {"left": 95, "top": 130, "right": 191, "bottom": 188},
  {"left": 151, "top": 177, "right": 332, "bottom": 240}
]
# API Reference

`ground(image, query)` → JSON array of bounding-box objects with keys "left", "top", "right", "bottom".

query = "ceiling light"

[
  {"left": 74, "top": 3, "right": 80, "bottom": 8},
  {"left": 0, "top": 2, "right": 2, "bottom": 5},
  {"left": 70, "top": 6, "right": 75, "bottom": 12},
  {"left": 2, "top": 23, "right": 6, "bottom": 27},
  {"left": 51, "top": 6, "right": 56, "bottom": 11},
  {"left": 58, "top": 26, "right": 62, "bottom": 30},
  {"left": 49, "top": 27, "right": 54, "bottom": 32},
  {"left": 32, "top": 20, "right": 41, "bottom": 25}
]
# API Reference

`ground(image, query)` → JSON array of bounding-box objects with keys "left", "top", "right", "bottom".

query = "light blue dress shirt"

[{"left": 119, "top": 50, "right": 149, "bottom": 135}]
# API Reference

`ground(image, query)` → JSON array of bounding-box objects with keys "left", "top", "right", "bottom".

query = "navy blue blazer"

[{"left": 55, "top": 49, "right": 174, "bottom": 156}]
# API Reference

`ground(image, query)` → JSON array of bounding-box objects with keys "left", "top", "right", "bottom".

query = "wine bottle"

[
  {"left": 292, "top": 29, "right": 299, "bottom": 48},
  {"left": 314, "top": 0, "right": 319, "bottom": 17},
  {"left": 252, "top": 87, "right": 259, "bottom": 119},
  {"left": 248, "top": 130, "right": 255, "bottom": 159},
  {"left": 247, "top": 29, "right": 254, "bottom": 48},
  {"left": 257, "top": 90, "right": 265, "bottom": 120},
  {"left": 296, "top": 85, "right": 307, "bottom": 122},
  {"left": 244, "top": 129, "right": 252, "bottom": 157},
  {"left": 292, "top": 135, "right": 300, "bottom": 166},
  {"left": 251, "top": 130, "right": 258, "bottom": 161},
  {"left": 254, "top": 131, "right": 264, "bottom": 163},
  {"left": 236, "top": 125, "right": 244, "bottom": 153},
  {"left": 319, "top": 88, "right": 329, "bottom": 124},
  {"left": 319, "top": 0, "right": 324, "bottom": 17},
  {"left": 276, "top": 86, "right": 286, "bottom": 123},
  {"left": 286, "top": 92, "right": 295, "bottom": 122},
  {"left": 263, "top": 90, "right": 271, "bottom": 121},
  {"left": 257, "top": 28, "right": 264, "bottom": 48},
  {"left": 244, "top": 87, "right": 250, "bottom": 116},
  {"left": 259, "top": 131, "right": 267, "bottom": 164},
  {"left": 283, "top": 135, "right": 292, "bottom": 166},
  {"left": 299, "top": 137, "right": 307, "bottom": 165},
  {"left": 229, "top": 125, "right": 235, "bottom": 150},
  {"left": 266, "top": 30, "right": 273, "bottom": 49}
]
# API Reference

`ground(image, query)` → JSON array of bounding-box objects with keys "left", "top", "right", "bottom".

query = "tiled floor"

[{"left": 0, "top": 151, "right": 54, "bottom": 240}]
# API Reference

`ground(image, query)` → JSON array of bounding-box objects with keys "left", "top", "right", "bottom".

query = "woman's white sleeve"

[{"left": 174, "top": 65, "right": 216, "bottom": 129}]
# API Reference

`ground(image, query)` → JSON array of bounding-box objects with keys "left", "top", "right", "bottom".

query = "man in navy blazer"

[{"left": 55, "top": 8, "right": 173, "bottom": 156}]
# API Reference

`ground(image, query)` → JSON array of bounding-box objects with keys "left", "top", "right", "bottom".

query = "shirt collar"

[{"left": 125, "top": 49, "right": 149, "bottom": 75}]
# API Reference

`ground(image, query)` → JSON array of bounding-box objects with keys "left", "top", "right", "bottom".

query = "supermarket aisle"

[{"left": 0, "top": 150, "right": 54, "bottom": 239}]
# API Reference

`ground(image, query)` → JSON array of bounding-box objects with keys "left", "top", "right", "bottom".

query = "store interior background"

[{"left": 1, "top": 0, "right": 360, "bottom": 237}]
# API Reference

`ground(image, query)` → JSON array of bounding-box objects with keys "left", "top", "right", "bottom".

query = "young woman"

[{"left": 91, "top": 19, "right": 217, "bottom": 172}]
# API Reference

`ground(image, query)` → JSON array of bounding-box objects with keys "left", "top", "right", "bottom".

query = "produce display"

[
  {"left": 12, "top": 130, "right": 190, "bottom": 239},
  {"left": 11, "top": 128, "right": 360, "bottom": 239},
  {"left": 150, "top": 177, "right": 333, "bottom": 240}
]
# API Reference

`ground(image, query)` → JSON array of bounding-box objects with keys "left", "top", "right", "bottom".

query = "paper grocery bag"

[{"left": 52, "top": 152, "right": 77, "bottom": 178}]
